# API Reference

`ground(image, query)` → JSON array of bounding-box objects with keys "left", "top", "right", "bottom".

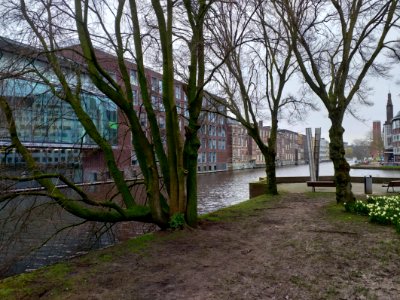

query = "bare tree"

[
  {"left": 0, "top": 0, "right": 213, "bottom": 229},
  {"left": 273, "top": 0, "right": 399, "bottom": 203},
  {"left": 209, "top": 0, "right": 312, "bottom": 194}
]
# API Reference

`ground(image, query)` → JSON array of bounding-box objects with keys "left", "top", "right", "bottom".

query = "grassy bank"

[
  {"left": 0, "top": 194, "right": 277, "bottom": 299},
  {"left": 1, "top": 192, "right": 400, "bottom": 299},
  {"left": 351, "top": 164, "right": 400, "bottom": 170}
]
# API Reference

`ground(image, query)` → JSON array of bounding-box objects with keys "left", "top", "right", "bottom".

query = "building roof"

[{"left": 392, "top": 111, "right": 400, "bottom": 122}]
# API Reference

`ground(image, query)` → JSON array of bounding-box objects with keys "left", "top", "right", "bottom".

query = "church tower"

[
  {"left": 386, "top": 92, "right": 393, "bottom": 124},
  {"left": 383, "top": 92, "right": 394, "bottom": 162}
]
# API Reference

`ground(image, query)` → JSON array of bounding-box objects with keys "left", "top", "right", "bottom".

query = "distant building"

[
  {"left": 319, "top": 138, "right": 330, "bottom": 162},
  {"left": 197, "top": 104, "right": 229, "bottom": 172},
  {"left": 391, "top": 111, "right": 400, "bottom": 162},
  {"left": 276, "top": 129, "right": 306, "bottom": 166},
  {"left": 249, "top": 121, "right": 271, "bottom": 167},
  {"left": 226, "top": 120, "right": 252, "bottom": 170},
  {"left": 0, "top": 36, "right": 231, "bottom": 181},
  {"left": 383, "top": 93, "right": 394, "bottom": 162},
  {"left": 371, "top": 120, "right": 382, "bottom": 158}
]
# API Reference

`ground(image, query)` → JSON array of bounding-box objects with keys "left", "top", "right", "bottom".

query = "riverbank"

[
  {"left": 351, "top": 162, "right": 400, "bottom": 170},
  {"left": 2, "top": 190, "right": 400, "bottom": 299}
]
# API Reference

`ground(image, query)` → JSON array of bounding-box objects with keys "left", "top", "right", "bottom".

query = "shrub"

[
  {"left": 344, "top": 200, "right": 369, "bottom": 215},
  {"left": 345, "top": 195, "right": 400, "bottom": 230},
  {"left": 169, "top": 213, "right": 185, "bottom": 229}
]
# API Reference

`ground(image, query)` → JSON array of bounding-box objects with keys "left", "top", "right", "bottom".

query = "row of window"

[
  {"left": 392, "top": 134, "right": 400, "bottom": 142},
  {"left": 0, "top": 79, "right": 118, "bottom": 145},
  {"left": 199, "top": 125, "right": 226, "bottom": 137},
  {"left": 130, "top": 70, "right": 183, "bottom": 100},
  {"left": 199, "top": 138, "right": 226, "bottom": 150},
  {"left": 197, "top": 152, "right": 218, "bottom": 164},
  {"left": 0, "top": 148, "right": 81, "bottom": 165},
  {"left": 393, "top": 120, "right": 400, "bottom": 130}
]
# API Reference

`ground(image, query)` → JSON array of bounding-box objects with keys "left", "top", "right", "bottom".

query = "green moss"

[
  {"left": 45, "top": 263, "right": 70, "bottom": 277},
  {"left": 325, "top": 202, "right": 368, "bottom": 223},
  {"left": 0, "top": 272, "right": 36, "bottom": 299},
  {"left": 98, "top": 253, "right": 114, "bottom": 262},
  {"left": 201, "top": 194, "right": 278, "bottom": 222},
  {"left": 126, "top": 233, "right": 156, "bottom": 253},
  {"left": 306, "top": 192, "right": 336, "bottom": 199},
  {"left": 351, "top": 164, "right": 400, "bottom": 170},
  {"left": 0, "top": 263, "right": 71, "bottom": 299}
]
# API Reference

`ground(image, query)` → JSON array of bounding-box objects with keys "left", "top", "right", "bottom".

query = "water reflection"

[
  {"left": 197, "top": 169, "right": 264, "bottom": 214},
  {"left": 197, "top": 162, "right": 400, "bottom": 214}
]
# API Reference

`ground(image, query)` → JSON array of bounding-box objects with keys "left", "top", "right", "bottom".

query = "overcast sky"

[{"left": 278, "top": 66, "right": 398, "bottom": 145}]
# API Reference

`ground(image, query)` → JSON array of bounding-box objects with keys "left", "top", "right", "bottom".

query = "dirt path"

[{"left": 26, "top": 194, "right": 400, "bottom": 299}]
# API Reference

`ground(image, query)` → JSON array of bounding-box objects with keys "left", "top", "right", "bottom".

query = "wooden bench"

[
  {"left": 382, "top": 180, "right": 400, "bottom": 192},
  {"left": 307, "top": 181, "right": 335, "bottom": 192}
]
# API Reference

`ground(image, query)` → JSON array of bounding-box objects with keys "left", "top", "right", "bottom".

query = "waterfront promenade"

[{"left": 278, "top": 181, "right": 390, "bottom": 195}]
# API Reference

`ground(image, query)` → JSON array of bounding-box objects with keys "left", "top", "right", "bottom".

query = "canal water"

[
  {"left": 1, "top": 162, "right": 399, "bottom": 277},
  {"left": 197, "top": 162, "right": 400, "bottom": 213}
]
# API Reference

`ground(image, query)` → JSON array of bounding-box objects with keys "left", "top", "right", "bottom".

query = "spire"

[{"left": 386, "top": 92, "right": 393, "bottom": 124}]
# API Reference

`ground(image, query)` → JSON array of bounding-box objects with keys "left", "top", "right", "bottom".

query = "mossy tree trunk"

[
  {"left": 2, "top": 0, "right": 211, "bottom": 228},
  {"left": 265, "top": 116, "right": 278, "bottom": 195},
  {"left": 276, "top": 0, "right": 398, "bottom": 204},
  {"left": 329, "top": 118, "right": 354, "bottom": 204},
  {"left": 183, "top": 0, "right": 207, "bottom": 227}
]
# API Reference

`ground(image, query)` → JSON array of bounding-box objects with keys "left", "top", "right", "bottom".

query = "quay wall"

[{"left": 249, "top": 176, "right": 400, "bottom": 198}]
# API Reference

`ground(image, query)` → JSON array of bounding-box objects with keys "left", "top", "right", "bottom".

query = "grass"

[
  {"left": 0, "top": 232, "right": 160, "bottom": 299},
  {"left": 2, "top": 191, "right": 395, "bottom": 299},
  {"left": 200, "top": 194, "right": 279, "bottom": 222},
  {"left": 306, "top": 191, "right": 336, "bottom": 199},
  {"left": 351, "top": 164, "right": 400, "bottom": 170},
  {"left": 125, "top": 233, "right": 157, "bottom": 253},
  {"left": 325, "top": 201, "right": 369, "bottom": 223},
  {"left": 0, "top": 263, "right": 71, "bottom": 299},
  {"left": 0, "top": 228, "right": 189, "bottom": 299}
]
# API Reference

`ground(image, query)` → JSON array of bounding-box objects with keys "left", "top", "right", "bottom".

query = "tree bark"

[{"left": 329, "top": 121, "right": 354, "bottom": 204}]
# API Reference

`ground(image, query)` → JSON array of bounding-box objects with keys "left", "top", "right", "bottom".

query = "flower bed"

[{"left": 345, "top": 195, "right": 400, "bottom": 232}]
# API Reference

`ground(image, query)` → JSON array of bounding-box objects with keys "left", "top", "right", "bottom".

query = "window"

[
  {"left": 158, "top": 116, "right": 165, "bottom": 129},
  {"left": 202, "top": 152, "right": 206, "bottom": 163},
  {"left": 175, "top": 85, "right": 181, "bottom": 99},
  {"left": 133, "top": 90, "right": 139, "bottom": 106},
  {"left": 180, "top": 103, "right": 189, "bottom": 117},
  {"left": 130, "top": 70, "right": 138, "bottom": 85},
  {"left": 151, "top": 95, "right": 158, "bottom": 110},
  {"left": 159, "top": 80, "right": 163, "bottom": 94},
  {"left": 151, "top": 77, "right": 158, "bottom": 91},
  {"left": 140, "top": 114, "right": 147, "bottom": 127},
  {"left": 131, "top": 151, "right": 139, "bottom": 166}
]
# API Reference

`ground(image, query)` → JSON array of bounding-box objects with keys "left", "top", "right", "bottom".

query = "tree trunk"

[
  {"left": 265, "top": 114, "right": 279, "bottom": 195},
  {"left": 329, "top": 122, "right": 355, "bottom": 204},
  {"left": 184, "top": 125, "right": 201, "bottom": 227},
  {"left": 265, "top": 147, "right": 278, "bottom": 195},
  {"left": 250, "top": 124, "right": 278, "bottom": 195}
]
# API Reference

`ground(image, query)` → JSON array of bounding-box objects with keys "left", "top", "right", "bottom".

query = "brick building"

[
  {"left": 276, "top": 129, "right": 306, "bottom": 166},
  {"left": 248, "top": 121, "right": 271, "bottom": 167},
  {"left": 226, "top": 120, "right": 252, "bottom": 170},
  {"left": 0, "top": 36, "right": 313, "bottom": 178}
]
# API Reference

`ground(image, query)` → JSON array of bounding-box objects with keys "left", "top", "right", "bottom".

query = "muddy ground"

[{"left": 3, "top": 192, "right": 400, "bottom": 299}]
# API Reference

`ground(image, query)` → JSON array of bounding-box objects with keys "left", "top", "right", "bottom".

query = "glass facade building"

[{"left": 0, "top": 78, "right": 117, "bottom": 147}]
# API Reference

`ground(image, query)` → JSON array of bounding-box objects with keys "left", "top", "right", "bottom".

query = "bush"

[
  {"left": 169, "top": 213, "right": 185, "bottom": 229},
  {"left": 345, "top": 195, "right": 400, "bottom": 230},
  {"left": 344, "top": 200, "right": 369, "bottom": 215}
]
